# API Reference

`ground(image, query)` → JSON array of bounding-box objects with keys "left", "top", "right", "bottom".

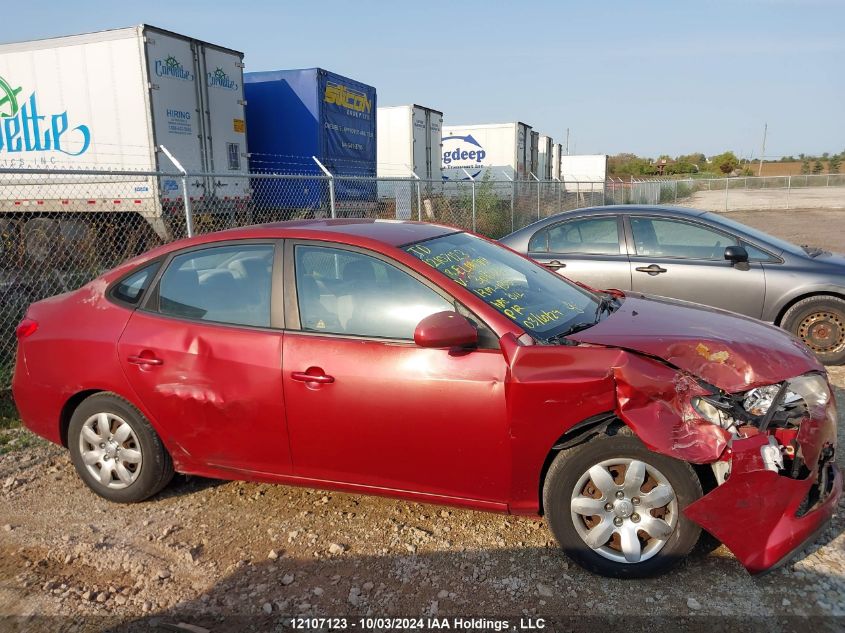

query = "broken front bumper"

[{"left": 684, "top": 433, "right": 842, "bottom": 574}]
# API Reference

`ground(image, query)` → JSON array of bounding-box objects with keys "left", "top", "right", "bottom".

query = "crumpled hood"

[{"left": 570, "top": 293, "right": 823, "bottom": 392}]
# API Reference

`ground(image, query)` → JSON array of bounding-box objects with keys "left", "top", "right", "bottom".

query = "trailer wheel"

[{"left": 23, "top": 218, "right": 59, "bottom": 265}]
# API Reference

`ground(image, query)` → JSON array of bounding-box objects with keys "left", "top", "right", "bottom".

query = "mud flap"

[{"left": 684, "top": 434, "right": 842, "bottom": 574}]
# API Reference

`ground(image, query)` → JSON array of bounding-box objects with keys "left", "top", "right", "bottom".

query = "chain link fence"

[
  {"left": 3, "top": 166, "right": 843, "bottom": 388},
  {"left": 608, "top": 174, "right": 845, "bottom": 211},
  {"left": 0, "top": 166, "right": 608, "bottom": 388}
]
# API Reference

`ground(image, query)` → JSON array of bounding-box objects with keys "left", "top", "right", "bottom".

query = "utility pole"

[
  {"left": 565, "top": 128, "right": 570, "bottom": 155},
  {"left": 758, "top": 123, "right": 767, "bottom": 177}
]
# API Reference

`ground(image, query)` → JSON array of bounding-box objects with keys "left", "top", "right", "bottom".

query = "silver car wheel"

[
  {"left": 78, "top": 412, "right": 143, "bottom": 490},
  {"left": 570, "top": 458, "right": 678, "bottom": 564}
]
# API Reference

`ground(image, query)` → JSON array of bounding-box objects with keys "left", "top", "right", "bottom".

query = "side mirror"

[
  {"left": 414, "top": 311, "right": 478, "bottom": 349},
  {"left": 724, "top": 245, "right": 748, "bottom": 263}
]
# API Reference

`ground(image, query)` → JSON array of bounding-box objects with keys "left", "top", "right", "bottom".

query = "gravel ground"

[
  {"left": 687, "top": 185, "right": 845, "bottom": 212},
  {"left": 0, "top": 368, "right": 843, "bottom": 632}
]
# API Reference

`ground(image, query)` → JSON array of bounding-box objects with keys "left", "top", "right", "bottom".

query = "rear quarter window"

[{"left": 110, "top": 263, "right": 159, "bottom": 305}]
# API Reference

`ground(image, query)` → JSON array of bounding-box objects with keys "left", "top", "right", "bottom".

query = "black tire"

[
  {"left": 68, "top": 392, "right": 174, "bottom": 503},
  {"left": 781, "top": 295, "right": 845, "bottom": 365},
  {"left": 543, "top": 428, "right": 702, "bottom": 578}
]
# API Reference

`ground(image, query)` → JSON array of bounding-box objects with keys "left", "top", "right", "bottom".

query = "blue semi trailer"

[{"left": 244, "top": 68, "right": 377, "bottom": 214}]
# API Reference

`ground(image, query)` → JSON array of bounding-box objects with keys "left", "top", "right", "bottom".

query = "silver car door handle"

[
  {"left": 543, "top": 260, "right": 566, "bottom": 271},
  {"left": 635, "top": 264, "right": 668, "bottom": 275}
]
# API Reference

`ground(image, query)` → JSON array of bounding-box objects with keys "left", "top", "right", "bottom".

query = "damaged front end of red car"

[
  {"left": 680, "top": 373, "right": 841, "bottom": 574},
  {"left": 566, "top": 295, "right": 842, "bottom": 574},
  {"left": 610, "top": 350, "right": 842, "bottom": 575}
]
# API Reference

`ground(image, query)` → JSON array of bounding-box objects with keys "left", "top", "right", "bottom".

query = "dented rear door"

[{"left": 117, "top": 241, "right": 291, "bottom": 475}]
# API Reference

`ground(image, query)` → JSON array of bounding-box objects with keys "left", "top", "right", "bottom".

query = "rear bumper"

[{"left": 685, "top": 433, "right": 841, "bottom": 574}]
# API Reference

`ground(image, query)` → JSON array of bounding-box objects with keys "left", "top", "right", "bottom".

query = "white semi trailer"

[
  {"left": 537, "top": 135, "right": 553, "bottom": 180},
  {"left": 561, "top": 154, "right": 608, "bottom": 191},
  {"left": 377, "top": 104, "right": 443, "bottom": 180},
  {"left": 441, "top": 122, "right": 535, "bottom": 181},
  {"left": 0, "top": 24, "right": 249, "bottom": 263},
  {"left": 552, "top": 143, "right": 562, "bottom": 181}
]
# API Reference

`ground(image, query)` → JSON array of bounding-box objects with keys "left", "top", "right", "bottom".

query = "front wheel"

[
  {"left": 543, "top": 430, "right": 702, "bottom": 578},
  {"left": 781, "top": 295, "right": 845, "bottom": 365}
]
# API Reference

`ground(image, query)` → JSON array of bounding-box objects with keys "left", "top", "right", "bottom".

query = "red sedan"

[{"left": 12, "top": 220, "right": 841, "bottom": 578}]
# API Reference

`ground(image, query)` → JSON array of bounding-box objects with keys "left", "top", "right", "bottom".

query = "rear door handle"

[
  {"left": 291, "top": 370, "right": 335, "bottom": 384},
  {"left": 635, "top": 264, "right": 668, "bottom": 275},
  {"left": 127, "top": 354, "right": 163, "bottom": 366},
  {"left": 543, "top": 260, "right": 566, "bottom": 271}
]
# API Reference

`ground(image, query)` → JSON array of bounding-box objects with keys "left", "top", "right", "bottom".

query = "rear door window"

[
  {"left": 157, "top": 244, "right": 274, "bottom": 327},
  {"left": 529, "top": 217, "right": 621, "bottom": 255}
]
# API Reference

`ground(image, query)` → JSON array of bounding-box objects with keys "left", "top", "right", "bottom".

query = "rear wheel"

[
  {"left": 68, "top": 393, "right": 173, "bottom": 503},
  {"left": 543, "top": 430, "right": 702, "bottom": 578},
  {"left": 781, "top": 295, "right": 845, "bottom": 365}
]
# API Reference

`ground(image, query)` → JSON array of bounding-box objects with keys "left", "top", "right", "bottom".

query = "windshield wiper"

[
  {"left": 546, "top": 295, "right": 620, "bottom": 345},
  {"left": 545, "top": 320, "right": 596, "bottom": 345}
]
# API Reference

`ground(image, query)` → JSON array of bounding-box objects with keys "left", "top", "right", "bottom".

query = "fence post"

[
  {"left": 502, "top": 171, "right": 515, "bottom": 233},
  {"left": 787, "top": 175, "right": 791, "bottom": 209},
  {"left": 724, "top": 176, "right": 729, "bottom": 212},
  {"left": 462, "top": 168, "right": 476, "bottom": 232},
  {"left": 555, "top": 177, "right": 562, "bottom": 211},
  {"left": 312, "top": 156, "right": 336, "bottom": 218},
  {"left": 180, "top": 177, "right": 195, "bottom": 237},
  {"left": 408, "top": 169, "right": 423, "bottom": 222},
  {"left": 673, "top": 180, "right": 678, "bottom": 203},
  {"left": 158, "top": 145, "right": 194, "bottom": 237},
  {"left": 530, "top": 172, "right": 540, "bottom": 219}
]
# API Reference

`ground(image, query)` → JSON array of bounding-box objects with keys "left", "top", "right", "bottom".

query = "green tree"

[
  {"left": 800, "top": 159, "right": 811, "bottom": 174},
  {"left": 710, "top": 151, "right": 739, "bottom": 175},
  {"left": 828, "top": 154, "right": 841, "bottom": 174},
  {"left": 608, "top": 153, "right": 656, "bottom": 177},
  {"left": 812, "top": 160, "right": 824, "bottom": 175},
  {"left": 677, "top": 152, "right": 706, "bottom": 167},
  {"left": 665, "top": 161, "right": 695, "bottom": 175}
]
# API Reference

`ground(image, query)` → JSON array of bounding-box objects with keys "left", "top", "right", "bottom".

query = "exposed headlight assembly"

[
  {"left": 691, "top": 395, "right": 738, "bottom": 431},
  {"left": 743, "top": 384, "right": 787, "bottom": 416},
  {"left": 692, "top": 372, "right": 831, "bottom": 433}
]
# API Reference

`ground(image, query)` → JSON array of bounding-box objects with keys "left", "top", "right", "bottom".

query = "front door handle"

[
  {"left": 291, "top": 370, "right": 335, "bottom": 384},
  {"left": 127, "top": 354, "right": 163, "bottom": 366},
  {"left": 543, "top": 260, "right": 566, "bottom": 271},
  {"left": 635, "top": 264, "right": 668, "bottom": 276}
]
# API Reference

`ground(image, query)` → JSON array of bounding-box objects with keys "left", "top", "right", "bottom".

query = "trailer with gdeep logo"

[
  {"left": 0, "top": 24, "right": 249, "bottom": 268},
  {"left": 244, "top": 68, "right": 377, "bottom": 215},
  {"left": 441, "top": 122, "right": 534, "bottom": 182}
]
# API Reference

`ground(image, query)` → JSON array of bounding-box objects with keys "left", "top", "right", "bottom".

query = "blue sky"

[{"left": 4, "top": 0, "right": 842, "bottom": 158}]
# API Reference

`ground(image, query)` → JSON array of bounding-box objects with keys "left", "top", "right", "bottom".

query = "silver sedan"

[{"left": 500, "top": 205, "right": 845, "bottom": 364}]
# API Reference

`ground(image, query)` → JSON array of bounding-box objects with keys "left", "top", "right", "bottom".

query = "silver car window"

[{"left": 631, "top": 217, "right": 737, "bottom": 260}]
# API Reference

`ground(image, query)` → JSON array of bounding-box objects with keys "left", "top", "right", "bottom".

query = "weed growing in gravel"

[{"left": 0, "top": 391, "right": 19, "bottom": 430}]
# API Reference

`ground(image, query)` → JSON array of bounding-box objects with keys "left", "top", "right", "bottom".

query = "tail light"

[{"left": 15, "top": 318, "right": 38, "bottom": 339}]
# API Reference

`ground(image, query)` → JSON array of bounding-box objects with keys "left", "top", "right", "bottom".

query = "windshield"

[{"left": 403, "top": 232, "right": 599, "bottom": 340}]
